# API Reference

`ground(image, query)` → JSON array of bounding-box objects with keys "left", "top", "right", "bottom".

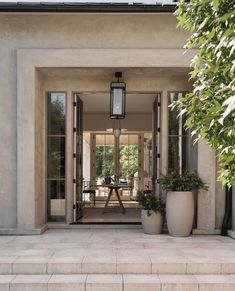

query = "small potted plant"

[
  {"left": 159, "top": 171, "right": 208, "bottom": 237},
  {"left": 136, "top": 191, "right": 165, "bottom": 235}
]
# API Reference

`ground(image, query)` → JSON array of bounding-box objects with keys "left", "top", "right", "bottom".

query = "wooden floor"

[{"left": 78, "top": 205, "right": 141, "bottom": 224}]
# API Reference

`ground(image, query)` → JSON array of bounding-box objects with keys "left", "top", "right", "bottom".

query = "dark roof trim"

[{"left": 0, "top": 3, "right": 177, "bottom": 13}]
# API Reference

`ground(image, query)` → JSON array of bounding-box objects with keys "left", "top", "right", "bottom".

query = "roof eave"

[{"left": 0, "top": 3, "right": 177, "bottom": 13}]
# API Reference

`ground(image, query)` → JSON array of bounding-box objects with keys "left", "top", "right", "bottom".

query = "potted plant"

[
  {"left": 159, "top": 171, "right": 208, "bottom": 237},
  {"left": 136, "top": 191, "right": 165, "bottom": 235}
]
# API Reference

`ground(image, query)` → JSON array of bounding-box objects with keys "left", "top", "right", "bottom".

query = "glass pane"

[
  {"left": 96, "top": 145, "right": 105, "bottom": 179},
  {"left": 96, "top": 135, "right": 105, "bottom": 181},
  {"left": 104, "top": 144, "right": 115, "bottom": 180},
  {"left": 47, "top": 137, "right": 65, "bottom": 179},
  {"left": 47, "top": 92, "right": 66, "bottom": 222},
  {"left": 95, "top": 135, "right": 115, "bottom": 184},
  {"left": 168, "top": 136, "right": 186, "bottom": 174},
  {"left": 119, "top": 135, "right": 138, "bottom": 182},
  {"left": 83, "top": 133, "right": 91, "bottom": 182},
  {"left": 47, "top": 180, "right": 65, "bottom": 221},
  {"left": 47, "top": 93, "right": 66, "bottom": 135},
  {"left": 112, "top": 88, "right": 123, "bottom": 115},
  {"left": 168, "top": 92, "right": 186, "bottom": 136},
  {"left": 143, "top": 133, "right": 152, "bottom": 179}
]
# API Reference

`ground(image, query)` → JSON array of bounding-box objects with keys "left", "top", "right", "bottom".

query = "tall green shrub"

[{"left": 174, "top": 0, "right": 235, "bottom": 186}]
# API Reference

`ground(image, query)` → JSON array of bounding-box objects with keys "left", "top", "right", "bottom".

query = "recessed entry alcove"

[{"left": 16, "top": 48, "right": 207, "bottom": 232}]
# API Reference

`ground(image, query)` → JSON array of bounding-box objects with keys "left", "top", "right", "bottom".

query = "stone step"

[
  {"left": 1, "top": 274, "right": 235, "bottom": 291},
  {"left": 0, "top": 255, "right": 235, "bottom": 275}
]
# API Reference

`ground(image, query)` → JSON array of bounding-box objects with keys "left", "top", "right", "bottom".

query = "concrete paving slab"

[
  {"left": 48, "top": 274, "right": 86, "bottom": 291},
  {"left": 123, "top": 274, "right": 160, "bottom": 291},
  {"left": 48, "top": 256, "right": 83, "bottom": 274},
  {"left": 82, "top": 256, "right": 116, "bottom": 274},
  {"left": 86, "top": 274, "right": 122, "bottom": 291}
]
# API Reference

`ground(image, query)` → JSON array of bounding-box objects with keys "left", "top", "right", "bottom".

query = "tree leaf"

[
  {"left": 220, "top": 95, "right": 235, "bottom": 124},
  {"left": 213, "top": 0, "right": 219, "bottom": 11}
]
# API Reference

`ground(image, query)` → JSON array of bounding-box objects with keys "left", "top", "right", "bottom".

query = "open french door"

[
  {"left": 152, "top": 93, "right": 161, "bottom": 197},
  {"left": 73, "top": 94, "right": 83, "bottom": 222}
]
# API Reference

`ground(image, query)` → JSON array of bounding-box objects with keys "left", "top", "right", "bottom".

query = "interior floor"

[{"left": 77, "top": 207, "right": 141, "bottom": 224}]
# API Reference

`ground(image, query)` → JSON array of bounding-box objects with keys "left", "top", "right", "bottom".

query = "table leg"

[
  {"left": 102, "top": 188, "right": 113, "bottom": 213},
  {"left": 115, "top": 189, "right": 125, "bottom": 213}
]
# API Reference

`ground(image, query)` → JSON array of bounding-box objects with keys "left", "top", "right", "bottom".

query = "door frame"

[{"left": 70, "top": 91, "right": 164, "bottom": 222}]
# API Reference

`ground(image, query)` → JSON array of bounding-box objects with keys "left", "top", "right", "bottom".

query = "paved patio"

[{"left": 0, "top": 228, "right": 235, "bottom": 290}]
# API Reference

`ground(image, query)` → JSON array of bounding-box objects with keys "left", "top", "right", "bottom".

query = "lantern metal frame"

[{"left": 110, "top": 72, "right": 126, "bottom": 119}]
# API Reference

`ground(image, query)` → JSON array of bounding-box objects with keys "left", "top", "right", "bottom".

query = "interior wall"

[{"left": 84, "top": 113, "right": 152, "bottom": 132}]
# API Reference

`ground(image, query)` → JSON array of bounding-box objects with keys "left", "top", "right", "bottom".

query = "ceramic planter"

[
  {"left": 166, "top": 191, "right": 194, "bottom": 237},
  {"left": 141, "top": 209, "right": 163, "bottom": 235}
]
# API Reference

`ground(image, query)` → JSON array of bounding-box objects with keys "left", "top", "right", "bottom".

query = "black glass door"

[
  {"left": 73, "top": 94, "right": 84, "bottom": 221},
  {"left": 152, "top": 93, "right": 161, "bottom": 196}
]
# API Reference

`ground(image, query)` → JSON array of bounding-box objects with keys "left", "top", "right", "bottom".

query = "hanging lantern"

[{"left": 110, "top": 72, "right": 126, "bottom": 119}]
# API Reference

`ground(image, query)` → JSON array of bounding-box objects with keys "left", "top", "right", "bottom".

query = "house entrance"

[
  {"left": 45, "top": 89, "right": 191, "bottom": 224},
  {"left": 72, "top": 92, "right": 161, "bottom": 224}
]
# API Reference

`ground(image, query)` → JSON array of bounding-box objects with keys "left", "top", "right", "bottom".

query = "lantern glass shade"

[{"left": 110, "top": 82, "right": 126, "bottom": 119}]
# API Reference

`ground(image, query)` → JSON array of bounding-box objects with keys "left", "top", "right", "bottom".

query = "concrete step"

[
  {"left": 0, "top": 255, "right": 235, "bottom": 275},
  {"left": 1, "top": 274, "right": 235, "bottom": 291}
]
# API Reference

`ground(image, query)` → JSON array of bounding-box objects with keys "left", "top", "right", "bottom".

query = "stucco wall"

[
  {"left": 232, "top": 187, "right": 235, "bottom": 230},
  {"left": 2, "top": 12, "right": 220, "bottom": 231},
  {"left": 35, "top": 71, "right": 46, "bottom": 228},
  {"left": 43, "top": 75, "right": 192, "bottom": 133}
]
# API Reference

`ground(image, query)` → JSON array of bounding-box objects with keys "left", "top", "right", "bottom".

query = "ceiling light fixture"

[
  {"left": 106, "top": 120, "right": 127, "bottom": 138},
  {"left": 110, "top": 72, "right": 126, "bottom": 119}
]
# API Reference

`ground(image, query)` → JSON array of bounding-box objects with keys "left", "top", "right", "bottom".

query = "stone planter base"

[
  {"left": 166, "top": 191, "right": 194, "bottom": 237},
  {"left": 141, "top": 210, "right": 163, "bottom": 235}
]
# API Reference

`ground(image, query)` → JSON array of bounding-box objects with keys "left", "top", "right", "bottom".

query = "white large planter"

[
  {"left": 141, "top": 210, "right": 163, "bottom": 235},
  {"left": 166, "top": 191, "right": 194, "bottom": 237}
]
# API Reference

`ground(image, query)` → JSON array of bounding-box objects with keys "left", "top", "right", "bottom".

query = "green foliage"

[
  {"left": 120, "top": 145, "right": 138, "bottom": 180},
  {"left": 47, "top": 99, "right": 66, "bottom": 179},
  {"left": 96, "top": 146, "right": 115, "bottom": 178},
  {"left": 96, "top": 144, "right": 138, "bottom": 181},
  {"left": 159, "top": 171, "right": 208, "bottom": 192},
  {"left": 136, "top": 191, "right": 165, "bottom": 216},
  {"left": 175, "top": 0, "right": 235, "bottom": 186}
]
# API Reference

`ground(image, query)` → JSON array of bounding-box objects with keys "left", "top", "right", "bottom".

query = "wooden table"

[{"left": 102, "top": 185, "right": 125, "bottom": 214}]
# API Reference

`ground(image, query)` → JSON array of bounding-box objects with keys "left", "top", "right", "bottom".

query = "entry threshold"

[
  {"left": 47, "top": 222, "right": 141, "bottom": 229},
  {"left": 71, "top": 221, "right": 141, "bottom": 225}
]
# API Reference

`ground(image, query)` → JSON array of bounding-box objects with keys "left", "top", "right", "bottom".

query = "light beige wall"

[
  {"left": 215, "top": 161, "right": 225, "bottom": 229},
  {"left": 0, "top": 13, "right": 189, "bottom": 49},
  {"left": 84, "top": 113, "right": 152, "bottom": 132},
  {"left": 0, "top": 42, "right": 17, "bottom": 228},
  {"left": 233, "top": 187, "right": 235, "bottom": 230},
  {"left": 0, "top": 12, "right": 189, "bottom": 228},
  {"left": 1, "top": 12, "right": 222, "bottom": 231},
  {"left": 43, "top": 75, "right": 192, "bottom": 93},
  {"left": 43, "top": 75, "right": 192, "bottom": 132},
  {"left": 35, "top": 71, "right": 46, "bottom": 228}
]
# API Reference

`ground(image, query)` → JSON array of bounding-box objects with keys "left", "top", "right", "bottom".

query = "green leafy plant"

[
  {"left": 159, "top": 171, "right": 208, "bottom": 192},
  {"left": 174, "top": 0, "right": 235, "bottom": 186},
  {"left": 136, "top": 191, "right": 165, "bottom": 216}
]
